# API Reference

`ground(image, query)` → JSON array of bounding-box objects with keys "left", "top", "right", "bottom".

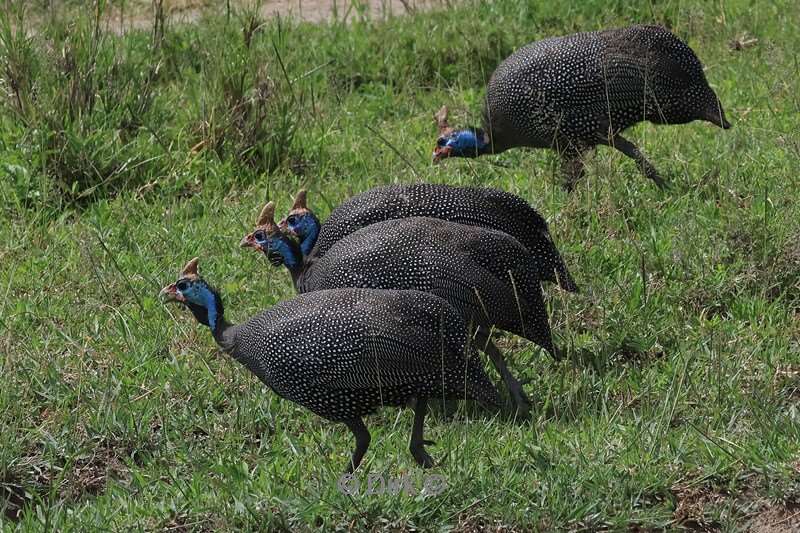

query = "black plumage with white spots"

[
  {"left": 161, "top": 258, "right": 498, "bottom": 471},
  {"left": 243, "top": 205, "right": 559, "bottom": 414},
  {"left": 231, "top": 288, "right": 499, "bottom": 418},
  {"left": 283, "top": 184, "right": 577, "bottom": 292},
  {"left": 301, "top": 218, "right": 556, "bottom": 357},
  {"left": 433, "top": 24, "right": 731, "bottom": 189}
]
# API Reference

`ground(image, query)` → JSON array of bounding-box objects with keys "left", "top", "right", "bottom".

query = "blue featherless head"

[
  {"left": 431, "top": 105, "right": 488, "bottom": 162},
  {"left": 280, "top": 189, "right": 320, "bottom": 257},
  {"left": 159, "top": 257, "right": 224, "bottom": 331},
  {"left": 240, "top": 201, "right": 301, "bottom": 269}
]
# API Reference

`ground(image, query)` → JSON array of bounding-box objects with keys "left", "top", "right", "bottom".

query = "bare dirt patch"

[
  {"left": 1, "top": 433, "right": 140, "bottom": 521},
  {"left": 1, "top": 473, "right": 34, "bottom": 522},
  {"left": 1, "top": 464, "right": 49, "bottom": 523},
  {"left": 672, "top": 483, "right": 726, "bottom": 531},
  {"left": 63, "top": 446, "right": 129, "bottom": 500},
  {"left": 747, "top": 504, "right": 800, "bottom": 533},
  {"left": 452, "top": 512, "right": 526, "bottom": 532},
  {"left": 101, "top": 0, "right": 448, "bottom": 34},
  {"left": 671, "top": 474, "right": 800, "bottom": 533}
]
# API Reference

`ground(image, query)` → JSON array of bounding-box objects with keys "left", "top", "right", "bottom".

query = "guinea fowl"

[
  {"left": 241, "top": 202, "right": 558, "bottom": 414},
  {"left": 432, "top": 24, "right": 731, "bottom": 190},
  {"left": 279, "top": 186, "right": 577, "bottom": 292},
  {"left": 160, "top": 257, "right": 498, "bottom": 472}
]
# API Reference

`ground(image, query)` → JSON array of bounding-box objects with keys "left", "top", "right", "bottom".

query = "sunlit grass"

[{"left": 1, "top": 0, "right": 799, "bottom": 530}]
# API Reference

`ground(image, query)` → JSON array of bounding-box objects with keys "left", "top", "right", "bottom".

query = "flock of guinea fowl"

[{"left": 160, "top": 24, "right": 730, "bottom": 472}]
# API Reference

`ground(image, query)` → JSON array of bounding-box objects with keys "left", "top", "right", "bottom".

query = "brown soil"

[
  {"left": 101, "top": 0, "right": 448, "bottom": 34},
  {"left": 1, "top": 473, "right": 31, "bottom": 522},
  {"left": 672, "top": 483, "right": 726, "bottom": 531},
  {"left": 747, "top": 505, "right": 800, "bottom": 533}
]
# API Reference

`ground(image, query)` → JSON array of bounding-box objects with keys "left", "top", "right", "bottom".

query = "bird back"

[
  {"left": 227, "top": 288, "right": 500, "bottom": 419},
  {"left": 310, "top": 184, "right": 577, "bottom": 291},
  {"left": 301, "top": 218, "right": 555, "bottom": 355},
  {"left": 484, "top": 24, "right": 723, "bottom": 144}
]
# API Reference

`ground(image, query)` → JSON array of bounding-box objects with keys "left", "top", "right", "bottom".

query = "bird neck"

[
  {"left": 469, "top": 127, "right": 493, "bottom": 155},
  {"left": 479, "top": 113, "right": 510, "bottom": 154},
  {"left": 479, "top": 130, "right": 494, "bottom": 155},
  {"left": 275, "top": 237, "right": 306, "bottom": 288},
  {"left": 299, "top": 213, "right": 321, "bottom": 256},
  {"left": 186, "top": 285, "right": 236, "bottom": 352},
  {"left": 212, "top": 317, "right": 236, "bottom": 353},
  {"left": 295, "top": 252, "right": 320, "bottom": 293}
]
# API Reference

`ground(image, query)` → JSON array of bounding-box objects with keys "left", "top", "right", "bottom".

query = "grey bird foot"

[
  {"left": 410, "top": 441, "right": 436, "bottom": 468},
  {"left": 344, "top": 455, "right": 364, "bottom": 474},
  {"left": 344, "top": 455, "right": 362, "bottom": 474},
  {"left": 639, "top": 162, "right": 669, "bottom": 189},
  {"left": 649, "top": 172, "right": 670, "bottom": 190},
  {"left": 561, "top": 166, "right": 587, "bottom": 192}
]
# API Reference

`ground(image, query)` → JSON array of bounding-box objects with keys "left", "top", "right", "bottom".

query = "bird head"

[
  {"left": 431, "top": 105, "right": 488, "bottom": 162},
  {"left": 240, "top": 201, "right": 301, "bottom": 268},
  {"left": 160, "top": 257, "right": 224, "bottom": 330},
  {"left": 279, "top": 189, "right": 321, "bottom": 256}
]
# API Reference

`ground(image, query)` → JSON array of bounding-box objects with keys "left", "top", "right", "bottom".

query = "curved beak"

[
  {"left": 432, "top": 145, "right": 452, "bottom": 163},
  {"left": 240, "top": 233, "right": 258, "bottom": 250},
  {"left": 159, "top": 282, "right": 185, "bottom": 303}
]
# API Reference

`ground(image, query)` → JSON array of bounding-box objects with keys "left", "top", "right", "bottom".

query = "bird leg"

[
  {"left": 559, "top": 149, "right": 588, "bottom": 192},
  {"left": 606, "top": 135, "right": 668, "bottom": 189},
  {"left": 343, "top": 417, "right": 371, "bottom": 474},
  {"left": 409, "top": 397, "right": 436, "bottom": 468},
  {"left": 474, "top": 328, "right": 531, "bottom": 416},
  {"left": 553, "top": 139, "right": 590, "bottom": 192}
]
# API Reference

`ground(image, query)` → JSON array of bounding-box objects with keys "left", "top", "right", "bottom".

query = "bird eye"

[
  {"left": 176, "top": 280, "right": 189, "bottom": 291},
  {"left": 436, "top": 137, "right": 447, "bottom": 147},
  {"left": 287, "top": 215, "right": 297, "bottom": 225},
  {"left": 254, "top": 230, "right": 267, "bottom": 242}
]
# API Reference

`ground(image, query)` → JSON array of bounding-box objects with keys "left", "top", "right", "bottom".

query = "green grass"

[{"left": 1, "top": 0, "right": 799, "bottom": 530}]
